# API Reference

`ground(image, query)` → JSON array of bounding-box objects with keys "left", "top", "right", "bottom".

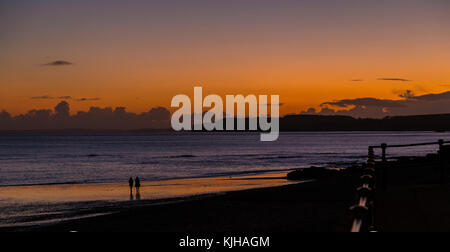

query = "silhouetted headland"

[{"left": 2, "top": 113, "right": 450, "bottom": 132}]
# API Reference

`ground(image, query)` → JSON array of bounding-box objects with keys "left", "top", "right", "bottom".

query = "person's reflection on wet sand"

[
  {"left": 129, "top": 177, "right": 134, "bottom": 200},
  {"left": 135, "top": 177, "right": 141, "bottom": 200},
  {"left": 136, "top": 189, "right": 141, "bottom": 200}
]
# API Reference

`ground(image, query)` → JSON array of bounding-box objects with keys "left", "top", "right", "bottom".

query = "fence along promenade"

[{"left": 350, "top": 139, "right": 450, "bottom": 232}]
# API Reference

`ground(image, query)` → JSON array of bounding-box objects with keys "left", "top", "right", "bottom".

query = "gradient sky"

[{"left": 1, "top": 0, "right": 450, "bottom": 116}]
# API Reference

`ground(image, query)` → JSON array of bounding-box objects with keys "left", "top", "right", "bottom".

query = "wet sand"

[{"left": 0, "top": 173, "right": 295, "bottom": 204}]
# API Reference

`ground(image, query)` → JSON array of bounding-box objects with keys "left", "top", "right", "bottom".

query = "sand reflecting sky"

[{"left": 0, "top": 173, "right": 297, "bottom": 204}]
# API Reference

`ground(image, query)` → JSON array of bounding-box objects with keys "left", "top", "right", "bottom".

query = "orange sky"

[{"left": 1, "top": 0, "right": 449, "bottom": 116}]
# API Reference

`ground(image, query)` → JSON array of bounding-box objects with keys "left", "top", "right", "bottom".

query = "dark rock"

[
  {"left": 287, "top": 167, "right": 340, "bottom": 181},
  {"left": 440, "top": 145, "right": 450, "bottom": 160}
]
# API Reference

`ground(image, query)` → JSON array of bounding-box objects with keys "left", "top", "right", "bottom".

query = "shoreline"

[
  {"left": 0, "top": 168, "right": 298, "bottom": 188},
  {"left": 0, "top": 172, "right": 297, "bottom": 203}
]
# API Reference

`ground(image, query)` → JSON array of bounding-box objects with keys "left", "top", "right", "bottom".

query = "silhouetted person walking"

[
  {"left": 135, "top": 177, "right": 141, "bottom": 200},
  {"left": 135, "top": 177, "right": 141, "bottom": 190},
  {"left": 129, "top": 177, "right": 134, "bottom": 200},
  {"left": 129, "top": 177, "right": 134, "bottom": 191}
]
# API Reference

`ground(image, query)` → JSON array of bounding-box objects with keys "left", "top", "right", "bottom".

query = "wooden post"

[
  {"left": 439, "top": 139, "right": 446, "bottom": 185},
  {"left": 381, "top": 143, "right": 388, "bottom": 192},
  {"left": 381, "top": 143, "right": 387, "bottom": 162},
  {"left": 368, "top": 147, "right": 374, "bottom": 162}
]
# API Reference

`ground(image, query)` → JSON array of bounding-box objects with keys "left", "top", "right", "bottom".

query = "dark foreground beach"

[{"left": 1, "top": 170, "right": 359, "bottom": 232}]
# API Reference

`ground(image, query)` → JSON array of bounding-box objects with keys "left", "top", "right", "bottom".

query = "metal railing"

[
  {"left": 350, "top": 139, "right": 450, "bottom": 233},
  {"left": 350, "top": 184, "right": 372, "bottom": 232},
  {"left": 369, "top": 139, "right": 450, "bottom": 162},
  {"left": 350, "top": 149, "right": 376, "bottom": 233}
]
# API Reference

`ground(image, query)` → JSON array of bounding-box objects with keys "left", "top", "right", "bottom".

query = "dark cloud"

[
  {"left": 395, "top": 90, "right": 415, "bottom": 99},
  {"left": 377, "top": 78, "right": 411, "bottom": 82},
  {"left": 42, "top": 61, "right": 73, "bottom": 66},
  {"left": 146, "top": 107, "right": 171, "bottom": 121},
  {"left": 77, "top": 98, "right": 101, "bottom": 102},
  {"left": 31, "top": 95, "right": 54, "bottom": 100},
  {"left": 54, "top": 101, "right": 70, "bottom": 119},
  {"left": 351, "top": 79, "right": 364, "bottom": 82},
  {"left": 31, "top": 95, "right": 72, "bottom": 100},
  {"left": 321, "top": 98, "right": 404, "bottom": 108},
  {"left": 414, "top": 91, "right": 450, "bottom": 101},
  {"left": 0, "top": 102, "right": 171, "bottom": 130},
  {"left": 261, "top": 103, "right": 285, "bottom": 107},
  {"left": 303, "top": 91, "right": 450, "bottom": 118}
]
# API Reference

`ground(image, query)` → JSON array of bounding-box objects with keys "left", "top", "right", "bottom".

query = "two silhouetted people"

[{"left": 129, "top": 177, "right": 141, "bottom": 200}]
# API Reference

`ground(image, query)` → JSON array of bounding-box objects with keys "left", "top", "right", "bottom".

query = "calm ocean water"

[{"left": 1, "top": 132, "right": 449, "bottom": 187}]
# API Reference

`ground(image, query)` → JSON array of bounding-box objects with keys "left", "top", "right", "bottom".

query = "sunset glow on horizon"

[{"left": 1, "top": 0, "right": 450, "bottom": 117}]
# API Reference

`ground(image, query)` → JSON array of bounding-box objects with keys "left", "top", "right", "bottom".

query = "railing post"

[
  {"left": 381, "top": 143, "right": 388, "bottom": 192},
  {"left": 381, "top": 143, "right": 387, "bottom": 162},
  {"left": 439, "top": 139, "right": 447, "bottom": 185},
  {"left": 368, "top": 147, "right": 375, "bottom": 163}
]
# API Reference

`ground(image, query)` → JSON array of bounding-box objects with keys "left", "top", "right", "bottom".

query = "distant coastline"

[{"left": 1, "top": 113, "right": 450, "bottom": 132}]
